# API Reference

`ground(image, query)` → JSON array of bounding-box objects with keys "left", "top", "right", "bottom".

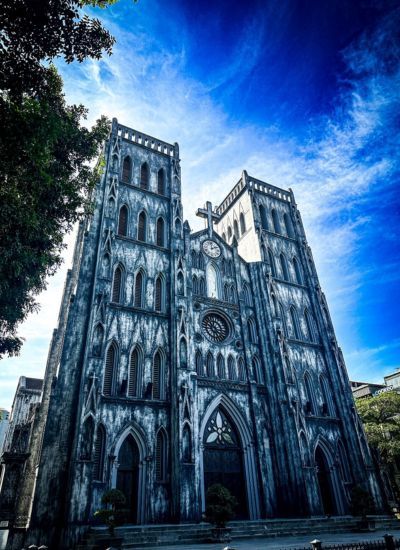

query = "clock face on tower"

[{"left": 202, "top": 240, "right": 221, "bottom": 258}]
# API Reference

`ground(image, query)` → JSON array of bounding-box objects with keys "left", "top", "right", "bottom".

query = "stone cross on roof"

[{"left": 196, "top": 201, "right": 221, "bottom": 237}]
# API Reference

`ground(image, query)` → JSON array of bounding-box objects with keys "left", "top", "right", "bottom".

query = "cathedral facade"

[{"left": 2, "top": 120, "right": 383, "bottom": 548}]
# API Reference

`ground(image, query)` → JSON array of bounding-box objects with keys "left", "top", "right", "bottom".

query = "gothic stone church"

[{"left": 2, "top": 120, "right": 383, "bottom": 548}]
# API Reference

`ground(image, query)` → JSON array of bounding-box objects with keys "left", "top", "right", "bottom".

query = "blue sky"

[{"left": 1, "top": 0, "right": 399, "bottom": 409}]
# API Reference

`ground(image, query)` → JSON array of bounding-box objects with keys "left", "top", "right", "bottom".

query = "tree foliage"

[
  {"left": 356, "top": 391, "right": 400, "bottom": 463},
  {"left": 0, "top": 1, "right": 118, "bottom": 357}
]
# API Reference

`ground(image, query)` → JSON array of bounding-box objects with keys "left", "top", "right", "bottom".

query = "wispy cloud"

[{"left": 1, "top": 4, "right": 399, "bottom": 409}]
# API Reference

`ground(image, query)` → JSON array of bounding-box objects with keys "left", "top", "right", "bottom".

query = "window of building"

[
  {"left": 279, "top": 303, "right": 287, "bottom": 336},
  {"left": 195, "top": 349, "right": 203, "bottom": 376},
  {"left": 233, "top": 219, "right": 239, "bottom": 239},
  {"left": 157, "top": 169, "right": 165, "bottom": 195},
  {"left": 192, "top": 274, "right": 198, "bottom": 295},
  {"left": 228, "top": 355, "right": 236, "bottom": 380},
  {"left": 268, "top": 248, "right": 276, "bottom": 277},
  {"left": 304, "top": 308, "right": 315, "bottom": 342},
  {"left": 217, "top": 353, "right": 225, "bottom": 378},
  {"left": 103, "top": 342, "right": 117, "bottom": 396},
  {"left": 304, "top": 373, "right": 315, "bottom": 414},
  {"left": 118, "top": 205, "right": 128, "bottom": 236},
  {"left": 179, "top": 337, "right": 187, "bottom": 368},
  {"left": 206, "top": 352, "right": 214, "bottom": 377},
  {"left": 283, "top": 212, "right": 294, "bottom": 238},
  {"left": 122, "top": 156, "right": 131, "bottom": 183},
  {"left": 134, "top": 270, "right": 144, "bottom": 308},
  {"left": 177, "top": 271, "right": 184, "bottom": 296},
  {"left": 271, "top": 209, "right": 281, "bottom": 233},
  {"left": 293, "top": 257, "right": 302, "bottom": 284},
  {"left": 128, "top": 347, "right": 141, "bottom": 397},
  {"left": 290, "top": 306, "right": 301, "bottom": 339},
  {"left": 320, "top": 374, "right": 333, "bottom": 416},
  {"left": 154, "top": 275, "right": 164, "bottom": 312},
  {"left": 238, "top": 357, "right": 246, "bottom": 381},
  {"left": 206, "top": 263, "right": 220, "bottom": 299},
  {"left": 93, "top": 424, "right": 106, "bottom": 480},
  {"left": 280, "top": 253, "right": 289, "bottom": 281},
  {"left": 156, "top": 217, "right": 165, "bottom": 247},
  {"left": 140, "top": 162, "right": 149, "bottom": 189},
  {"left": 253, "top": 356, "right": 264, "bottom": 384},
  {"left": 112, "top": 265, "right": 123, "bottom": 303},
  {"left": 259, "top": 204, "right": 268, "bottom": 230},
  {"left": 199, "top": 276, "right": 206, "bottom": 296},
  {"left": 243, "top": 283, "right": 252, "bottom": 306},
  {"left": 137, "top": 211, "right": 147, "bottom": 242},
  {"left": 227, "top": 226, "right": 232, "bottom": 240},
  {"left": 182, "top": 424, "right": 192, "bottom": 462},
  {"left": 152, "top": 350, "right": 164, "bottom": 399},
  {"left": 240, "top": 212, "right": 246, "bottom": 234},
  {"left": 248, "top": 316, "right": 257, "bottom": 343}
]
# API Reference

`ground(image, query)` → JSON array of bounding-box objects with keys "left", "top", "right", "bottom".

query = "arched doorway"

[
  {"left": 203, "top": 408, "right": 248, "bottom": 519},
  {"left": 315, "top": 445, "right": 335, "bottom": 515},
  {"left": 116, "top": 434, "right": 140, "bottom": 523}
]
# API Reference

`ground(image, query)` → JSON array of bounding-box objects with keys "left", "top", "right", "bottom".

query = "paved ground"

[{"left": 143, "top": 529, "right": 400, "bottom": 550}]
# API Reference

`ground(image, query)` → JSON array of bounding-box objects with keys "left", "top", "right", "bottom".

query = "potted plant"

[
  {"left": 94, "top": 488, "right": 126, "bottom": 547},
  {"left": 349, "top": 485, "right": 376, "bottom": 531},
  {"left": 205, "top": 483, "right": 237, "bottom": 542}
]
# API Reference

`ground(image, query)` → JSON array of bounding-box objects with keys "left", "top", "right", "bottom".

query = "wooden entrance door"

[
  {"left": 315, "top": 446, "right": 335, "bottom": 515},
  {"left": 116, "top": 434, "right": 139, "bottom": 523}
]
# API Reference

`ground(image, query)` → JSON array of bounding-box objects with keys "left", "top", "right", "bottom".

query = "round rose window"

[{"left": 202, "top": 312, "right": 230, "bottom": 343}]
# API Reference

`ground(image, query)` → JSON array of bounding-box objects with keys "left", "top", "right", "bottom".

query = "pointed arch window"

[
  {"left": 198, "top": 253, "right": 205, "bottom": 269},
  {"left": 283, "top": 212, "right": 294, "bottom": 238},
  {"left": 128, "top": 347, "right": 141, "bottom": 397},
  {"left": 280, "top": 253, "right": 289, "bottom": 281},
  {"left": 253, "top": 356, "right": 264, "bottom": 384},
  {"left": 154, "top": 275, "right": 164, "bottom": 312},
  {"left": 140, "top": 162, "right": 149, "bottom": 189},
  {"left": 222, "top": 232, "right": 226, "bottom": 241},
  {"left": 191, "top": 250, "right": 197, "bottom": 268},
  {"left": 156, "top": 217, "right": 165, "bottom": 247},
  {"left": 93, "top": 424, "right": 106, "bottom": 481},
  {"left": 157, "top": 169, "right": 165, "bottom": 195},
  {"left": 227, "top": 226, "right": 232, "bottom": 240},
  {"left": 118, "top": 205, "right": 128, "bottom": 236},
  {"left": 206, "top": 263, "right": 220, "bottom": 298},
  {"left": 228, "top": 355, "right": 236, "bottom": 380},
  {"left": 134, "top": 270, "right": 144, "bottom": 308},
  {"left": 155, "top": 429, "right": 168, "bottom": 481},
  {"left": 268, "top": 248, "right": 276, "bottom": 277},
  {"left": 182, "top": 424, "right": 192, "bottom": 462},
  {"left": 137, "top": 211, "right": 147, "bottom": 242},
  {"left": 279, "top": 303, "right": 287, "bottom": 336},
  {"left": 248, "top": 316, "right": 257, "bottom": 343},
  {"left": 304, "top": 308, "right": 315, "bottom": 342},
  {"left": 238, "top": 357, "right": 246, "bottom": 381},
  {"left": 293, "top": 256, "right": 302, "bottom": 284},
  {"left": 304, "top": 373, "right": 315, "bottom": 414},
  {"left": 233, "top": 219, "right": 239, "bottom": 239},
  {"left": 152, "top": 350, "right": 164, "bottom": 400},
  {"left": 290, "top": 306, "right": 301, "bottom": 339},
  {"left": 320, "top": 374, "right": 333, "bottom": 416},
  {"left": 177, "top": 271, "right": 184, "bottom": 296},
  {"left": 271, "top": 208, "right": 281, "bottom": 233},
  {"left": 284, "top": 355, "right": 294, "bottom": 384},
  {"left": 224, "top": 283, "right": 230, "bottom": 302},
  {"left": 92, "top": 324, "right": 104, "bottom": 357},
  {"left": 195, "top": 350, "right": 203, "bottom": 376},
  {"left": 259, "top": 204, "right": 268, "bottom": 230},
  {"left": 179, "top": 338, "right": 187, "bottom": 368},
  {"left": 199, "top": 276, "right": 206, "bottom": 296},
  {"left": 192, "top": 274, "right": 198, "bottom": 295},
  {"left": 80, "top": 416, "right": 94, "bottom": 460},
  {"left": 217, "top": 354, "right": 225, "bottom": 378},
  {"left": 103, "top": 343, "right": 117, "bottom": 396},
  {"left": 243, "top": 283, "right": 252, "bottom": 306},
  {"left": 206, "top": 352, "right": 214, "bottom": 378},
  {"left": 239, "top": 212, "right": 246, "bottom": 234},
  {"left": 122, "top": 156, "right": 131, "bottom": 183},
  {"left": 112, "top": 265, "right": 123, "bottom": 303}
]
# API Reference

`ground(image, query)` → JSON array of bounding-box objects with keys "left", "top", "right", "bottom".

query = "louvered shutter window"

[
  {"left": 156, "top": 218, "right": 164, "bottom": 247},
  {"left": 103, "top": 345, "right": 115, "bottom": 395},
  {"left": 138, "top": 212, "right": 146, "bottom": 242},
  {"left": 157, "top": 169, "right": 164, "bottom": 194},
  {"left": 93, "top": 425, "right": 105, "bottom": 481},
  {"left": 112, "top": 267, "right": 122, "bottom": 303},
  {"left": 217, "top": 355, "right": 225, "bottom": 378},
  {"left": 155, "top": 277, "right": 162, "bottom": 311},
  {"left": 134, "top": 271, "right": 143, "bottom": 308},
  {"left": 122, "top": 156, "right": 131, "bottom": 183},
  {"left": 155, "top": 430, "right": 167, "bottom": 481},
  {"left": 140, "top": 163, "right": 149, "bottom": 189},
  {"left": 128, "top": 349, "right": 139, "bottom": 397},
  {"left": 118, "top": 206, "right": 128, "bottom": 236},
  {"left": 152, "top": 352, "right": 161, "bottom": 399}
]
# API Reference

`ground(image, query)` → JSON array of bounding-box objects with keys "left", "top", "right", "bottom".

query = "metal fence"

[{"left": 289, "top": 534, "right": 400, "bottom": 550}]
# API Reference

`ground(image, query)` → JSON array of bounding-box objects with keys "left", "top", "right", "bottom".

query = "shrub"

[{"left": 205, "top": 484, "right": 237, "bottom": 528}]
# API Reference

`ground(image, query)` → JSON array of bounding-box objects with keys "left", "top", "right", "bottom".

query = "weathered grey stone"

[{"left": 1, "top": 120, "right": 384, "bottom": 549}]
